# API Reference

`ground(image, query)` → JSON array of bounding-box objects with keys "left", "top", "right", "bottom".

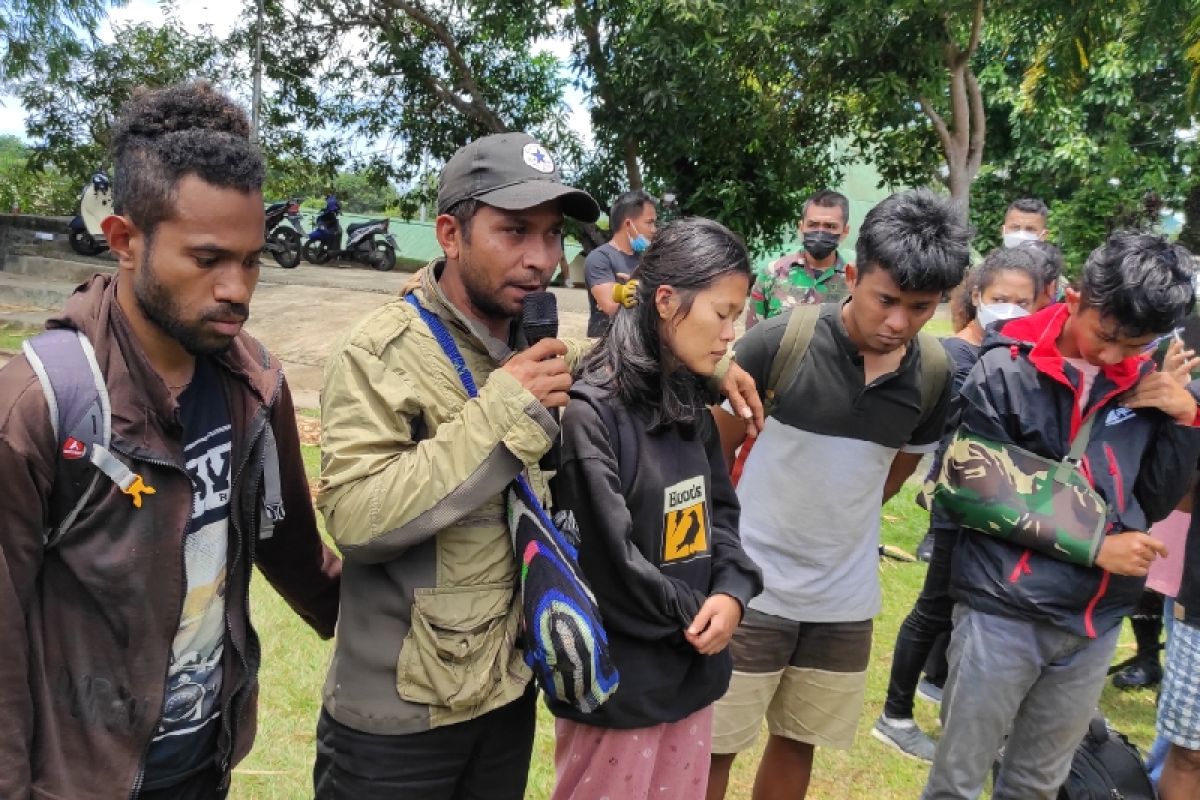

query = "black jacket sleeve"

[
  {"left": 553, "top": 400, "right": 708, "bottom": 641},
  {"left": 1134, "top": 403, "right": 1200, "bottom": 527}
]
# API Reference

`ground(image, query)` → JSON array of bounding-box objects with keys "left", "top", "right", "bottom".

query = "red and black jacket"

[{"left": 950, "top": 304, "right": 1200, "bottom": 638}]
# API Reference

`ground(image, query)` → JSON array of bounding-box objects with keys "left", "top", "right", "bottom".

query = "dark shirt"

[
  {"left": 142, "top": 358, "right": 231, "bottom": 789},
  {"left": 921, "top": 335, "right": 979, "bottom": 527},
  {"left": 584, "top": 243, "right": 640, "bottom": 337}
]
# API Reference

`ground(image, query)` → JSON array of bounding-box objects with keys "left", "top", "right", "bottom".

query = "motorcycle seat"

[{"left": 346, "top": 219, "right": 388, "bottom": 235}]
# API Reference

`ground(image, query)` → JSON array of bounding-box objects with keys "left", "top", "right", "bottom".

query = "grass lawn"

[
  {"left": 0, "top": 322, "right": 38, "bottom": 352},
  {"left": 231, "top": 444, "right": 1157, "bottom": 799}
]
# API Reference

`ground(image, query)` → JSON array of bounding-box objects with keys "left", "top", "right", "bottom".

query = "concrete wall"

[{"left": 0, "top": 215, "right": 71, "bottom": 271}]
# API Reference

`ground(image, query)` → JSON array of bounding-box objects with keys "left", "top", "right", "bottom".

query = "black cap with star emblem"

[{"left": 437, "top": 132, "right": 600, "bottom": 222}]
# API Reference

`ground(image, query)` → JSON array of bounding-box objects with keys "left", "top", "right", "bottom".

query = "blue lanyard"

[
  {"left": 404, "top": 292, "right": 564, "bottom": 538},
  {"left": 405, "top": 293, "right": 480, "bottom": 397}
]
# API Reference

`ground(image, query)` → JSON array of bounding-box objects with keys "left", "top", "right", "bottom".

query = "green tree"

[
  {"left": 17, "top": 7, "right": 236, "bottom": 183},
  {"left": 970, "top": 7, "right": 1197, "bottom": 269},
  {"left": 1, "top": 0, "right": 126, "bottom": 81},
  {"left": 0, "top": 135, "right": 77, "bottom": 215},
  {"left": 254, "top": 0, "right": 573, "bottom": 191},
  {"left": 568, "top": 0, "right": 848, "bottom": 251},
  {"left": 256, "top": 0, "right": 847, "bottom": 251},
  {"left": 796, "top": 0, "right": 988, "bottom": 210}
]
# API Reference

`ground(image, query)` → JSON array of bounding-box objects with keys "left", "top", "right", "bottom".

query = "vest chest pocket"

[{"left": 395, "top": 582, "right": 520, "bottom": 711}]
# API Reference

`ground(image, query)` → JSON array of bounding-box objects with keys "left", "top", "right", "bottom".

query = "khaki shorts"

[{"left": 711, "top": 609, "right": 872, "bottom": 753}]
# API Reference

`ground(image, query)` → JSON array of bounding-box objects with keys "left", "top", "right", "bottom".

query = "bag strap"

[
  {"left": 915, "top": 330, "right": 950, "bottom": 423},
  {"left": 765, "top": 304, "right": 822, "bottom": 414},
  {"left": 404, "top": 293, "right": 552, "bottom": 512},
  {"left": 1056, "top": 412, "right": 1100, "bottom": 483},
  {"left": 23, "top": 329, "right": 119, "bottom": 546}
]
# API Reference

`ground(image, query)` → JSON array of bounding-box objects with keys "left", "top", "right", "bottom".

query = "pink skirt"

[{"left": 550, "top": 705, "right": 714, "bottom": 800}]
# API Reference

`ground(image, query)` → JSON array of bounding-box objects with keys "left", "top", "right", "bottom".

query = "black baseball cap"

[{"left": 437, "top": 133, "right": 600, "bottom": 222}]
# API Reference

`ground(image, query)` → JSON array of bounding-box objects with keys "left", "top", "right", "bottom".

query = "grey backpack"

[{"left": 22, "top": 328, "right": 286, "bottom": 547}]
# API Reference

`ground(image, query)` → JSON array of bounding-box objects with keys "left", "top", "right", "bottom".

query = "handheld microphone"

[
  {"left": 521, "top": 290, "right": 559, "bottom": 345},
  {"left": 521, "top": 291, "right": 561, "bottom": 471}
]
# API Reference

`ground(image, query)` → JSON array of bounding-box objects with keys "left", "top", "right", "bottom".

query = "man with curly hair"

[{"left": 0, "top": 81, "right": 341, "bottom": 799}]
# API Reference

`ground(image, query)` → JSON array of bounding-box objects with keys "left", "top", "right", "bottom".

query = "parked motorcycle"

[
  {"left": 265, "top": 198, "right": 303, "bottom": 268},
  {"left": 303, "top": 206, "right": 397, "bottom": 271},
  {"left": 67, "top": 171, "right": 113, "bottom": 256}
]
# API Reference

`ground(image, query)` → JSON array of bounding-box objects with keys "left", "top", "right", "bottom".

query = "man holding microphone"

[{"left": 313, "top": 132, "right": 761, "bottom": 800}]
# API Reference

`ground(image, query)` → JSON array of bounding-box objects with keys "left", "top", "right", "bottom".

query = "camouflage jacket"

[
  {"left": 949, "top": 304, "right": 1200, "bottom": 639},
  {"left": 745, "top": 251, "right": 848, "bottom": 329}
]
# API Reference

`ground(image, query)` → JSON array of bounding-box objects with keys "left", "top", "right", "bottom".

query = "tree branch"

[
  {"left": 623, "top": 136, "right": 643, "bottom": 190},
  {"left": 947, "top": 59, "right": 970, "bottom": 159},
  {"left": 966, "top": 67, "right": 985, "bottom": 178},
  {"left": 966, "top": 0, "right": 984, "bottom": 60},
  {"left": 379, "top": 0, "right": 507, "bottom": 132},
  {"left": 573, "top": 0, "right": 640, "bottom": 188},
  {"left": 574, "top": 0, "right": 610, "bottom": 99},
  {"left": 917, "top": 94, "right": 955, "bottom": 161}
]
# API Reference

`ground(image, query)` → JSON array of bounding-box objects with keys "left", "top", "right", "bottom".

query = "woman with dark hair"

[
  {"left": 873, "top": 246, "right": 1042, "bottom": 762},
  {"left": 547, "top": 217, "right": 763, "bottom": 799}
]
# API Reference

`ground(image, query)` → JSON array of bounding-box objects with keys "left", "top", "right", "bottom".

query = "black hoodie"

[
  {"left": 547, "top": 382, "right": 762, "bottom": 729},
  {"left": 951, "top": 303, "right": 1200, "bottom": 639}
]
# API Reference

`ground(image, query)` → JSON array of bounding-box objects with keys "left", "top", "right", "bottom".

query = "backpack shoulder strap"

[
  {"left": 915, "top": 330, "right": 950, "bottom": 422},
  {"left": 22, "top": 329, "right": 115, "bottom": 546},
  {"left": 765, "top": 304, "right": 822, "bottom": 413}
]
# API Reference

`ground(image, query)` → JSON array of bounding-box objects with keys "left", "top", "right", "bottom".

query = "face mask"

[
  {"left": 802, "top": 230, "right": 840, "bottom": 260},
  {"left": 629, "top": 223, "right": 650, "bottom": 254},
  {"left": 1003, "top": 230, "right": 1040, "bottom": 249},
  {"left": 976, "top": 302, "right": 1030, "bottom": 329}
]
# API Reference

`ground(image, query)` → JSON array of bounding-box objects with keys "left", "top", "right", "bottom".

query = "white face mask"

[
  {"left": 1003, "top": 230, "right": 1040, "bottom": 249},
  {"left": 976, "top": 302, "right": 1030, "bottom": 329}
]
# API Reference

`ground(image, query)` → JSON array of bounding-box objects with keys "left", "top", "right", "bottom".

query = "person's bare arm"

[
  {"left": 883, "top": 451, "right": 924, "bottom": 503},
  {"left": 712, "top": 405, "right": 750, "bottom": 470},
  {"left": 590, "top": 283, "right": 620, "bottom": 317}
]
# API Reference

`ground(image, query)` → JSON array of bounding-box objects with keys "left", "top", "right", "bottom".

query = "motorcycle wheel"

[
  {"left": 271, "top": 226, "right": 302, "bottom": 268},
  {"left": 370, "top": 241, "right": 396, "bottom": 272},
  {"left": 68, "top": 229, "right": 105, "bottom": 256},
  {"left": 303, "top": 238, "right": 333, "bottom": 265}
]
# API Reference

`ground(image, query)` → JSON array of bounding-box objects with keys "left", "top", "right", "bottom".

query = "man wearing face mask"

[
  {"left": 1001, "top": 197, "right": 1050, "bottom": 250},
  {"left": 585, "top": 189, "right": 658, "bottom": 336},
  {"left": 747, "top": 190, "right": 852, "bottom": 329}
]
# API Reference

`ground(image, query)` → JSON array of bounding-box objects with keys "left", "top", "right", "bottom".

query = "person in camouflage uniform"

[{"left": 746, "top": 190, "right": 851, "bottom": 328}]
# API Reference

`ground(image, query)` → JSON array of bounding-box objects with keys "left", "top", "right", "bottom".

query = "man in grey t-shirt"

[
  {"left": 704, "top": 189, "right": 970, "bottom": 800},
  {"left": 584, "top": 189, "right": 657, "bottom": 336}
]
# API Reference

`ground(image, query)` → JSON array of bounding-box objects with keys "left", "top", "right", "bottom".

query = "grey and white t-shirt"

[{"left": 732, "top": 304, "right": 949, "bottom": 622}]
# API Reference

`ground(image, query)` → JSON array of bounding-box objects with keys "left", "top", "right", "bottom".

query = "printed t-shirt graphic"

[{"left": 662, "top": 476, "right": 709, "bottom": 563}]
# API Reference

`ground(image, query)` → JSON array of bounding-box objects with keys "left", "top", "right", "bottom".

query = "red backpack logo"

[{"left": 61, "top": 437, "right": 86, "bottom": 460}]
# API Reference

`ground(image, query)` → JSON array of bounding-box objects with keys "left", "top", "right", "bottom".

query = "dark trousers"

[
  {"left": 1130, "top": 588, "right": 1165, "bottom": 663},
  {"left": 138, "top": 767, "right": 225, "bottom": 800},
  {"left": 314, "top": 689, "right": 536, "bottom": 800},
  {"left": 884, "top": 525, "right": 957, "bottom": 719}
]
